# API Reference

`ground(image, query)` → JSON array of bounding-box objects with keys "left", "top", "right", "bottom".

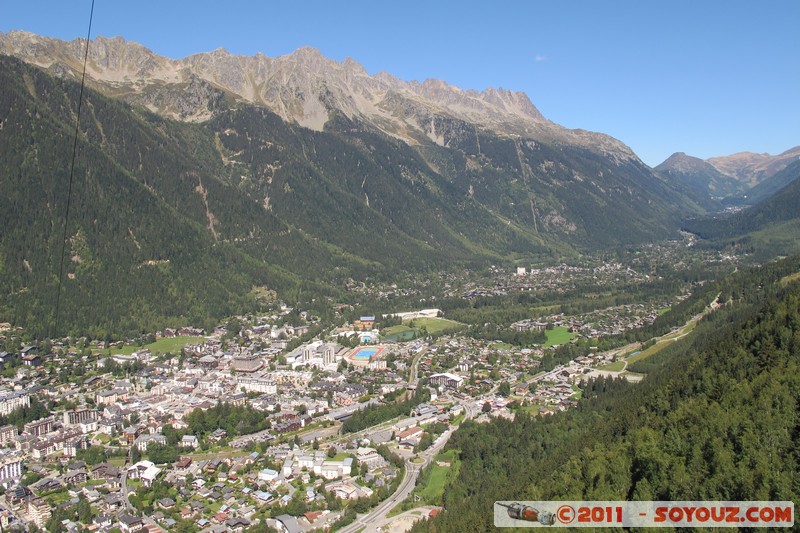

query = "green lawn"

[
  {"left": 489, "top": 342, "right": 514, "bottom": 350},
  {"left": 383, "top": 325, "right": 415, "bottom": 337},
  {"left": 544, "top": 326, "right": 575, "bottom": 347},
  {"left": 600, "top": 360, "right": 626, "bottom": 371},
  {"left": 387, "top": 503, "right": 406, "bottom": 518},
  {"left": 383, "top": 325, "right": 418, "bottom": 342},
  {"left": 44, "top": 489, "right": 72, "bottom": 506},
  {"left": 570, "top": 384, "right": 583, "bottom": 399},
  {"left": 102, "top": 336, "right": 206, "bottom": 356},
  {"left": 519, "top": 403, "right": 544, "bottom": 415},
  {"left": 414, "top": 450, "right": 461, "bottom": 505},
  {"left": 406, "top": 317, "right": 464, "bottom": 335},
  {"left": 626, "top": 340, "right": 674, "bottom": 364}
]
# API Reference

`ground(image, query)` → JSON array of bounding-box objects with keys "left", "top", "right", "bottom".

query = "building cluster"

[
  {"left": 511, "top": 301, "right": 671, "bottom": 340},
  {"left": 461, "top": 261, "right": 654, "bottom": 299},
  {"left": 0, "top": 267, "right": 695, "bottom": 532},
  {"left": 0, "top": 324, "right": 419, "bottom": 530}
]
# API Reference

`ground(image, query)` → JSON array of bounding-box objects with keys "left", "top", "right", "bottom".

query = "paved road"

[
  {"left": 339, "top": 438, "right": 448, "bottom": 533},
  {"left": 298, "top": 424, "right": 341, "bottom": 444},
  {"left": 340, "top": 409, "right": 463, "bottom": 533},
  {"left": 120, "top": 465, "right": 134, "bottom": 512}
]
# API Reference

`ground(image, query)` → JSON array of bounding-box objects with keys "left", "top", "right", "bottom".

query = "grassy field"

[
  {"left": 544, "top": 326, "right": 575, "bottom": 347},
  {"left": 489, "top": 342, "right": 514, "bottom": 350},
  {"left": 102, "top": 336, "right": 206, "bottom": 356},
  {"left": 519, "top": 403, "right": 544, "bottom": 415},
  {"left": 626, "top": 340, "right": 674, "bottom": 365},
  {"left": 406, "top": 317, "right": 464, "bottom": 335},
  {"left": 600, "top": 360, "right": 626, "bottom": 371},
  {"left": 663, "top": 322, "right": 696, "bottom": 340},
  {"left": 781, "top": 272, "right": 800, "bottom": 286},
  {"left": 414, "top": 449, "right": 461, "bottom": 505},
  {"left": 383, "top": 325, "right": 416, "bottom": 337},
  {"left": 383, "top": 325, "right": 419, "bottom": 342},
  {"left": 44, "top": 489, "right": 72, "bottom": 506}
]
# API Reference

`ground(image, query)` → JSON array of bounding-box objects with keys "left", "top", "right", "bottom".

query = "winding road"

[{"left": 339, "top": 426, "right": 454, "bottom": 533}]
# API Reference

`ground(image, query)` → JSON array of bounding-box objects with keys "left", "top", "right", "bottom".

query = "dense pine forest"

[{"left": 410, "top": 257, "right": 800, "bottom": 532}]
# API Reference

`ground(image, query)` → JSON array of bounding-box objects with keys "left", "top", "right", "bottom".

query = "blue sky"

[{"left": 3, "top": 1, "right": 798, "bottom": 166}]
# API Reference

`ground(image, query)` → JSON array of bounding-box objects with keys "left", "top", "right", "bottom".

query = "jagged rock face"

[{"left": 0, "top": 30, "right": 637, "bottom": 160}]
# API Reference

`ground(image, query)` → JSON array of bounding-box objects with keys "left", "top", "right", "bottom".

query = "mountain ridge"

[
  {"left": 0, "top": 35, "right": 710, "bottom": 335},
  {"left": 683, "top": 158, "right": 800, "bottom": 249},
  {"left": 655, "top": 151, "right": 744, "bottom": 201},
  {"left": 0, "top": 30, "right": 637, "bottom": 161},
  {"left": 706, "top": 146, "right": 800, "bottom": 187},
  {"left": 657, "top": 146, "right": 800, "bottom": 194}
]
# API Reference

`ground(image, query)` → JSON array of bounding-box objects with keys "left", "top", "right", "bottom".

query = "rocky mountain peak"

[
  {"left": 480, "top": 86, "right": 545, "bottom": 121},
  {"left": 657, "top": 152, "right": 708, "bottom": 172},
  {"left": 0, "top": 31, "right": 637, "bottom": 160}
]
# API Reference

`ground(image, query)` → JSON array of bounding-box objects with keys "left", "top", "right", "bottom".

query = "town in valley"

[{"left": 0, "top": 242, "right": 736, "bottom": 532}]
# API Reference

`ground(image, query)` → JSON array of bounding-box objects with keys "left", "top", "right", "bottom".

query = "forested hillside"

[
  {"left": 744, "top": 158, "right": 800, "bottom": 204},
  {"left": 0, "top": 50, "right": 706, "bottom": 337},
  {"left": 683, "top": 160, "right": 800, "bottom": 258},
  {"left": 411, "top": 257, "right": 800, "bottom": 532},
  {"left": 0, "top": 56, "right": 340, "bottom": 337}
]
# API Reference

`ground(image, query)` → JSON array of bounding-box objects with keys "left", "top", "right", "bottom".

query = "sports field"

[{"left": 348, "top": 345, "right": 385, "bottom": 364}]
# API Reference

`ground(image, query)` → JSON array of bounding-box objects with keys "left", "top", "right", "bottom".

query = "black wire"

[{"left": 52, "top": 0, "right": 96, "bottom": 340}]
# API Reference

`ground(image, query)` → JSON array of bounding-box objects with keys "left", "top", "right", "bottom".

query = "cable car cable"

[{"left": 52, "top": 0, "right": 96, "bottom": 339}]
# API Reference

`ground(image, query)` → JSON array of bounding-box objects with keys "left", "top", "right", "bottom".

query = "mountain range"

[
  {"left": 655, "top": 146, "right": 800, "bottom": 203},
  {"left": 0, "top": 30, "right": 792, "bottom": 335},
  {"left": 682, "top": 158, "right": 800, "bottom": 257},
  {"left": 0, "top": 31, "right": 637, "bottom": 157}
]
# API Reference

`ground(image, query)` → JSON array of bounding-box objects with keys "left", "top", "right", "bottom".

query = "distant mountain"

[
  {"left": 655, "top": 152, "right": 743, "bottom": 203},
  {"left": 656, "top": 147, "right": 800, "bottom": 206},
  {"left": 0, "top": 33, "right": 708, "bottom": 335},
  {"left": 707, "top": 146, "right": 800, "bottom": 189},
  {"left": 744, "top": 156, "right": 800, "bottom": 204},
  {"left": 683, "top": 159, "right": 800, "bottom": 256}
]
